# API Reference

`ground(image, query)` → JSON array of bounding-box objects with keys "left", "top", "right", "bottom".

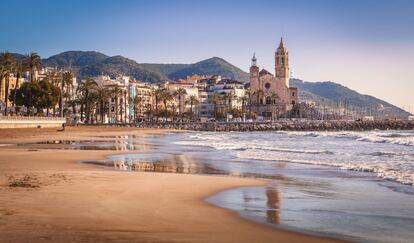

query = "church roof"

[{"left": 259, "top": 69, "right": 273, "bottom": 77}]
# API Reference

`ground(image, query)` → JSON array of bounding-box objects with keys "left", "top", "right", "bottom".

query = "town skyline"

[{"left": 1, "top": 0, "right": 413, "bottom": 112}]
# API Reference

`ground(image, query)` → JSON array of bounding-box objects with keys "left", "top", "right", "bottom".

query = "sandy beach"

[{"left": 0, "top": 126, "right": 341, "bottom": 242}]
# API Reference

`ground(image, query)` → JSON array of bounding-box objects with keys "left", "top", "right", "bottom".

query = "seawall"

[{"left": 0, "top": 116, "right": 66, "bottom": 129}]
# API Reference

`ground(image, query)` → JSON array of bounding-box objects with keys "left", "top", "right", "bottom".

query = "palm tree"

[
  {"left": 152, "top": 88, "right": 163, "bottom": 120},
  {"left": 60, "top": 71, "right": 74, "bottom": 117},
  {"left": 94, "top": 85, "right": 110, "bottom": 123},
  {"left": 210, "top": 93, "right": 222, "bottom": 120},
  {"left": 67, "top": 98, "right": 78, "bottom": 115},
  {"left": 123, "top": 89, "right": 128, "bottom": 123},
  {"left": 131, "top": 95, "right": 142, "bottom": 123},
  {"left": 46, "top": 70, "right": 61, "bottom": 116},
  {"left": 239, "top": 95, "right": 249, "bottom": 114},
  {"left": 23, "top": 52, "right": 42, "bottom": 82},
  {"left": 245, "top": 87, "right": 253, "bottom": 113},
  {"left": 87, "top": 92, "right": 99, "bottom": 124},
  {"left": 186, "top": 95, "right": 199, "bottom": 120},
  {"left": 0, "top": 66, "right": 6, "bottom": 104},
  {"left": 77, "top": 78, "right": 97, "bottom": 123},
  {"left": 12, "top": 60, "right": 24, "bottom": 108},
  {"left": 144, "top": 103, "right": 152, "bottom": 120},
  {"left": 110, "top": 86, "right": 123, "bottom": 123},
  {"left": 160, "top": 90, "right": 173, "bottom": 122},
  {"left": 0, "top": 52, "right": 17, "bottom": 115},
  {"left": 224, "top": 92, "right": 237, "bottom": 110},
  {"left": 174, "top": 88, "right": 187, "bottom": 120}
]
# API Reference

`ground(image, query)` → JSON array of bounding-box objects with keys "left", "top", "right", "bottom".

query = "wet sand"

[{"left": 0, "top": 126, "right": 341, "bottom": 242}]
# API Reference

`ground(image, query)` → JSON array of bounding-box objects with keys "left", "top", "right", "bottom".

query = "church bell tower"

[
  {"left": 249, "top": 53, "right": 259, "bottom": 90},
  {"left": 275, "top": 38, "right": 290, "bottom": 87}
]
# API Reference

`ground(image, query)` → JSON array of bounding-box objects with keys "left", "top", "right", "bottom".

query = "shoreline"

[{"left": 0, "top": 127, "right": 343, "bottom": 242}]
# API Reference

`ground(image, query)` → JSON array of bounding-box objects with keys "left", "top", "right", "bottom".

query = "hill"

[
  {"left": 43, "top": 51, "right": 108, "bottom": 68},
  {"left": 167, "top": 57, "right": 249, "bottom": 81},
  {"left": 140, "top": 63, "right": 190, "bottom": 78},
  {"left": 77, "top": 55, "right": 166, "bottom": 83},
  {"left": 38, "top": 51, "right": 249, "bottom": 83},
  {"left": 290, "top": 79, "right": 411, "bottom": 117}
]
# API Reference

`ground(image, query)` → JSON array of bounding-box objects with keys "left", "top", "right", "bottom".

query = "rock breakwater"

[{"left": 135, "top": 120, "right": 414, "bottom": 132}]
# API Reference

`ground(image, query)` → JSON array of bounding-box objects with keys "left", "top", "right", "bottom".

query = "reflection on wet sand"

[
  {"left": 88, "top": 154, "right": 228, "bottom": 175},
  {"left": 265, "top": 186, "right": 281, "bottom": 224},
  {"left": 1, "top": 135, "right": 154, "bottom": 151}
]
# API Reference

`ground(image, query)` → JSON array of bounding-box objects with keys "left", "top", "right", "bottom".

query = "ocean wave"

[
  {"left": 174, "top": 140, "right": 333, "bottom": 155},
  {"left": 281, "top": 130, "right": 414, "bottom": 147},
  {"left": 364, "top": 151, "right": 414, "bottom": 158},
  {"left": 177, "top": 131, "right": 414, "bottom": 186},
  {"left": 235, "top": 150, "right": 414, "bottom": 186}
]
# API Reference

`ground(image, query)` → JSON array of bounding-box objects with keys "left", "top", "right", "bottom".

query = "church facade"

[{"left": 249, "top": 38, "right": 298, "bottom": 118}]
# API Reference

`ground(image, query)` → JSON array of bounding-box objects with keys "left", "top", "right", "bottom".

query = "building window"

[
  {"left": 265, "top": 83, "right": 271, "bottom": 89},
  {"left": 266, "top": 96, "right": 272, "bottom": 105},
  {"left": 111, "top": 107, "right": 115, "bottom": 112},
  {"left": 291, "top": 101, "right": 295, "bottom": 105},
  {"left": 292, "top": 92, "right": 295, "bottom": 97}
]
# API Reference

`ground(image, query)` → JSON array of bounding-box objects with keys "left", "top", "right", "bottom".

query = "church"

[{"left": 249, "top": 38, "right": 298, "bottom": 118}]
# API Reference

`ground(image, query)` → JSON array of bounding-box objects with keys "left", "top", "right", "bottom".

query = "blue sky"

[{"left": 1, "top": 0, "right": 413, "bottom": 111}]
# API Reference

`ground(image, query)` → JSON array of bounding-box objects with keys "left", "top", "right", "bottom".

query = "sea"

[{"left": 84, "top": 130, "right": 414, "bottom": 243}]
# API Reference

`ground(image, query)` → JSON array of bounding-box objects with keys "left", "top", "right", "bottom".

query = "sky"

[{"left": 1, "top": 0, "right": 413, "bottom": 112}]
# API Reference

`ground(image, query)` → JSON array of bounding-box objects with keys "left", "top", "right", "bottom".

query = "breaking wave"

[{"left": 175, "top": 130, "right": 414, "bottom": 186}]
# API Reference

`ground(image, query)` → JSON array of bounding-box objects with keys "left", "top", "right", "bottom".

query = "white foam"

[{"left": 176, "top": 130, "right": 414, "bottom": 186}]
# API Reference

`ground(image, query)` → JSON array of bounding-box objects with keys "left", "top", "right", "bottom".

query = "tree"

[
  {"left": 77, "top": 78, "right": 97, "bottom": 123},
  {"left": 239, "top": 95, "right": 249, "bottom": 114},
  {"left": 245, "top": 87, "right": 253, "bottom": 113},
  {"left": 13, "top": 79, "right": 59, "bottom": 116},
  {"left": 223, "top": 92, "right": 236, "bottom": 110},
  {"left": 144, "top": 103, "right": 152, "bottom": 120},
  {"left": 210, "top": 93, "right": 222, "bottom": 120},
  {"left": 130, "top": 95, "right": 142, "bottom": 123},
  {"left": 60, "top": 71, "right": 74, "bottom": 117},
  {"left": 173, "top": 88, "right": 187, "bottom": 120},
  {"left": 46, "top": 70, "right": 61, "bottom": 116},
  {"left": 186, "top": 95, "right": 199, "bottom": 120},
  {"left": 0, "top": 52, "right": 17, "bottom": 115},
  {"left": 12, "top": 59, "right": 25, "bottom": 108},
  {"left": 94, "top": 85, "right": 110, "bottom": 123},
  {"left": 23, "top": 52, "right": 42, "bottom": 82},
  {"left": 75, "top": 93, "right": 86, "bottom": 121},
  {"left": 0, "top": 66, "right": 6, "bottom": 105},
  {"left": 152, "top": 88, "right": 163, "bottom": 120},
  {"left": 67, "top": 98, "right": 78, "bottom": 115},
  {"left": 159, "top": 89, "right": 173, "bottom": 122},
  {"left": 110, "top": 86, "right": 123, "bottom": 123},
  {"left": 38, "top": 79, "right": 60, "bottom": 115}
]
